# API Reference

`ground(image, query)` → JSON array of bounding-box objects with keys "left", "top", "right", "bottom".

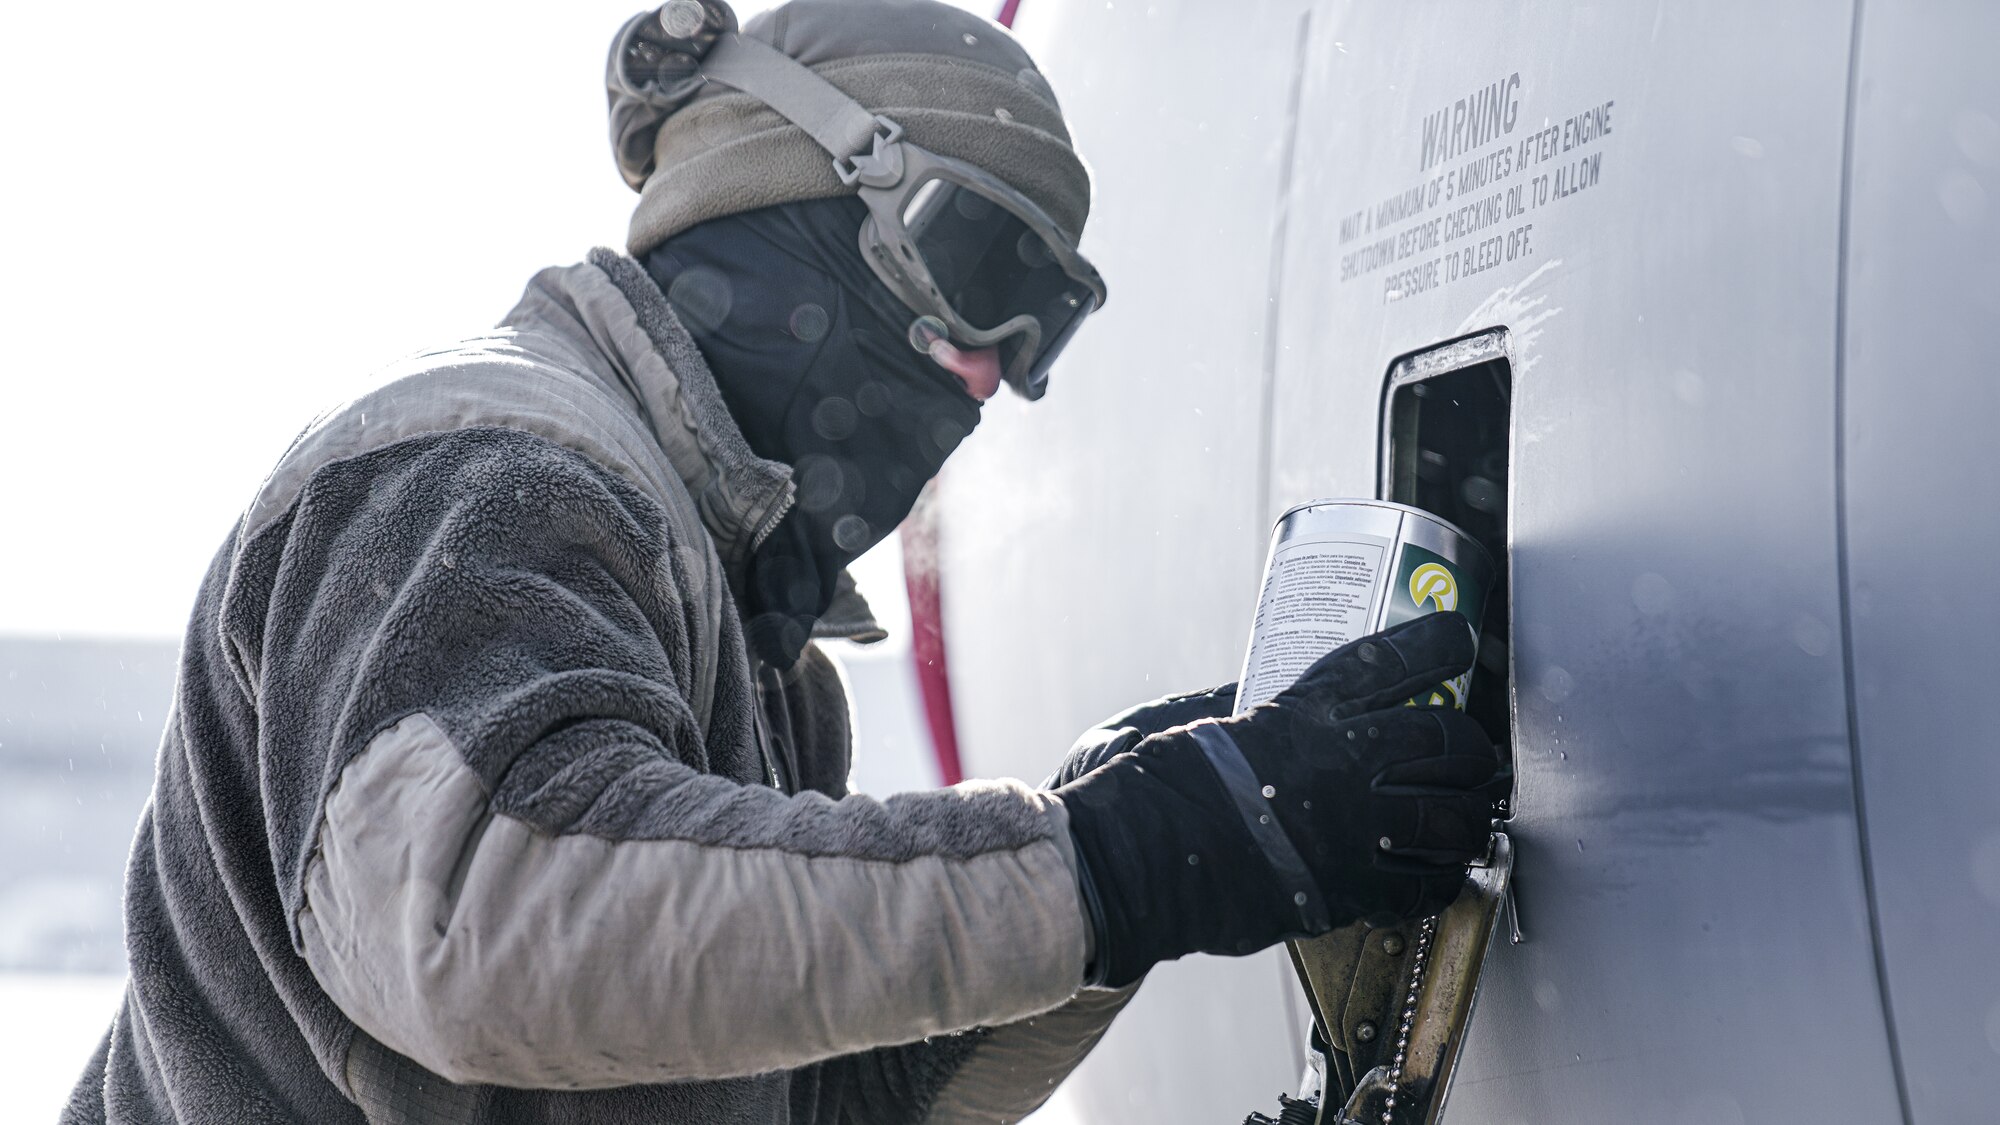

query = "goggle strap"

[{"left": 701, "top": 32, "right": 893, "bottom": 176}]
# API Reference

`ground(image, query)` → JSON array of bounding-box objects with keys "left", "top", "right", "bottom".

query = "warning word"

[
  {"left": 1337, "top": 88, "right": 1615, "bottom": 305},
  {"left": 1419, "top": 73, "right": 1522, "bottom": 174}
]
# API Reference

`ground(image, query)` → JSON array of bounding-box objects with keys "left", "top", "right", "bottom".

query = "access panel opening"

[
  {"left": 1380, "top": 331, "right": 1514, "bottom": 761},
  {"left": 1273, "top": 332, "right": 1519, "bottom": 1125}
]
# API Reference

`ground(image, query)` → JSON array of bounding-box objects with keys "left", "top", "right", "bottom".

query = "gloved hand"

[
  {"left": 1055, "top": 613, "right": 1505, "bottom": 988},
  {"left": 1043, "top": 682, "right": 1238, "bottom": 789}
]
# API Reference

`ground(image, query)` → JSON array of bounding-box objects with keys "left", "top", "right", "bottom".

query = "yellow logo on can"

[{"left": 1409, "top": 562, "right": 1459, "bottom": 612}]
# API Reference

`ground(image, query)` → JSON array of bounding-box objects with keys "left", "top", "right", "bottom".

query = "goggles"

[{"left": 620, "top": 1, "right": 1105, "bottom": 400}]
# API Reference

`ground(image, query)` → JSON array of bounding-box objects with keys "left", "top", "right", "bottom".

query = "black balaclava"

[{"left": 644, "top": 196, "right": 983, "bottom": 667}]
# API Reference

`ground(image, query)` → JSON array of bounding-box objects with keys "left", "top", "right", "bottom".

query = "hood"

[{"left": 501, "top": 248, "right": 887, "bottom": 645}]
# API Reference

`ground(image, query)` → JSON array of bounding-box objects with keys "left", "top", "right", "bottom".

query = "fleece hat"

[{"left": 607, "top": 0, "right": 1092, "bottom": 259}]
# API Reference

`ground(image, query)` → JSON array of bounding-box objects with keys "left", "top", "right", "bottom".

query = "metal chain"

[{"left": 1380, "top": 916, "right": 1437, "bottom": 1125}]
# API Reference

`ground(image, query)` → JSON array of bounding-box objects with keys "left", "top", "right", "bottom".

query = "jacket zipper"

[{"left": 747, "top": 489, "right": 796, "bottom": 554}]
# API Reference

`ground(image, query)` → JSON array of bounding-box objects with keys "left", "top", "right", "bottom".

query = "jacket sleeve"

[
  {"left": 922, "top": 987, "right": 1137, "bottom": 1124},
  {"left": 804, "top": 718, "right": 1162, "bottom": 1124},
  {"left": 804, "top": 984, "right": 1138, "bottom": 1125},
  {"left": 221, "top": 426, "right": 1090, "bottom": 1090}
]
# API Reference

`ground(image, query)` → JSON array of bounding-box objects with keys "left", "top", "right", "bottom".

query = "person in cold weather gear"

[{"left": 62, "top": 3, "right": 1504, "bottom": 1123}]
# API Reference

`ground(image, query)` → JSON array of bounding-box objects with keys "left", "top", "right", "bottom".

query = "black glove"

[
  {"left": 1043, "top": 683, "right": 1238, "bottom": 789},
  {"left": 1056, "top": 613, "right": 1504, "bottom": 988}
]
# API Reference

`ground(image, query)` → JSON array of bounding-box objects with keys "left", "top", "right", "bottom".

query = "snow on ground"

[{"left": 0, "top": 973, "right": 125, "bottom": 1120}]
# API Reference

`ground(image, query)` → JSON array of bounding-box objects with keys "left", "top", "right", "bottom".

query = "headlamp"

[{"left": 619, "top": 0, "right": 1105, "bottom": 400}]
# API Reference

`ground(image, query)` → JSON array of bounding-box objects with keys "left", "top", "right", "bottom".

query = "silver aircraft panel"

[
  {"left": 1842, "top": 1, "right": 2000, "bottom": 1118},
  {"left": 933, "top": 1, "right": 1969, "bottom": 1121},
  {"left": 1266, "top": 3, "right": 1903, "bottom": 1123},
  {"left": 943, "top": 2, "right": 1316, "bottom": 1120}
]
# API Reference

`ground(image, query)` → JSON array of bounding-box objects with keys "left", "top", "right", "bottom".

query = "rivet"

[
  {"left": 1379, "top": 836, "right": 1394, "bottom": 850},
  {"left": 1381, "top": 933, "right": 1406, "bottom": 956},
  {"left": 1355, "top": 1021, "right": 1378, "bottom": 1043},
  {"left": 660, "top": 0, "right": 707, "bottom": 38}
]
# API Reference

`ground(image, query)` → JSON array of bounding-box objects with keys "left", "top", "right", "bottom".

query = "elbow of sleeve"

[
  {"left": 297, "top": 891, "right": 485, "bottom": 1086},
  {"left": 299, "top": 822, "right": 657, "bottom": 1089},
  {"left": 294, "top": 712, "right": 605, "bottom": 1087},
  {"left": 294, "top": 711, "right": 744, "bottom": 1087},
  {"left": 296, "top": 826, "right": 521, "bottom": 1086}
]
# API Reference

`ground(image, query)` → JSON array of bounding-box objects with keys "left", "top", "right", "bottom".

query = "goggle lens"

[
  {"left": 900, "top": 178, "right": 1098, "bottom": 396},
  {"left": 1009, "top": 287, "right": 1097, "bottom": 399}
]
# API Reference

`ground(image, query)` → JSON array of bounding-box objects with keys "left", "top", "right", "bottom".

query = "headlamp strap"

[{"left": 701, "top": 31, "right": 907, "bottom": 188}]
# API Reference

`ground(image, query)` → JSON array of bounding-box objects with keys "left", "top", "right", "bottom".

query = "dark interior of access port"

[{"left": 1382, "top": 342, "right": 1514, "bottom": 770}]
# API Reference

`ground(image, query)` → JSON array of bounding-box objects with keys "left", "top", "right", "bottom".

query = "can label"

[
  {"left": 1236, "top": 501, "right": 1492, "bottom": 714},
  {"left": 1241, "top": 537, "right": 1391, "bottom": 706}
]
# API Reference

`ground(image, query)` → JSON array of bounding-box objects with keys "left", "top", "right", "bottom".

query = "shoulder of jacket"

[{"left": 240, "top": 330, "right": 685, "bottom": 543}]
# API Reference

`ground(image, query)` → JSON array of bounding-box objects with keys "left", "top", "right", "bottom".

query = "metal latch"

[{"left": 1272, "top": 831, "right": 1516, "bottom": 1125}]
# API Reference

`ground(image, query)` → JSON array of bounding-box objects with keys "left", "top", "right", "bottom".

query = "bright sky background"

[{"left": 0, "top": 0, "right": 993, "bottom": 640}]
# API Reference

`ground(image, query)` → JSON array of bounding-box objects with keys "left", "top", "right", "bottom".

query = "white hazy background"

[
  {"left": 0, "top": 2, "right": 1090, "bottom": 1119},
  {"left": 1, "top": 0, "right": 932, "bottom": 640}
]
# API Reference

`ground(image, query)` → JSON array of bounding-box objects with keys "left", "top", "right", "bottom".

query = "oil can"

[{"left": 1233, "top": 499, "right": 1494, "bottom": 713}]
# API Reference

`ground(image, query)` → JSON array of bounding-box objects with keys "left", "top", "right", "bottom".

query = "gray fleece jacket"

[{"left": 61, "top": 249, "right": 1129, "bottom": 1125}]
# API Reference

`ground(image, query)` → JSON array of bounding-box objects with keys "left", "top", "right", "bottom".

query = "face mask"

[{"left": 644, "top": 196, "right": 983, "bottom": 665}]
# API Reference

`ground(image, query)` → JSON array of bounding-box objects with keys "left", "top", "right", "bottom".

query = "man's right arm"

[{"left": 222, "top": 425, "right": 1092, "bottom": 1090}]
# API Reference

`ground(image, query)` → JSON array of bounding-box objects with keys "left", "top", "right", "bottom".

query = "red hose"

[{"left": 902, "top": 487, "right": 964, "bottom": 785}]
